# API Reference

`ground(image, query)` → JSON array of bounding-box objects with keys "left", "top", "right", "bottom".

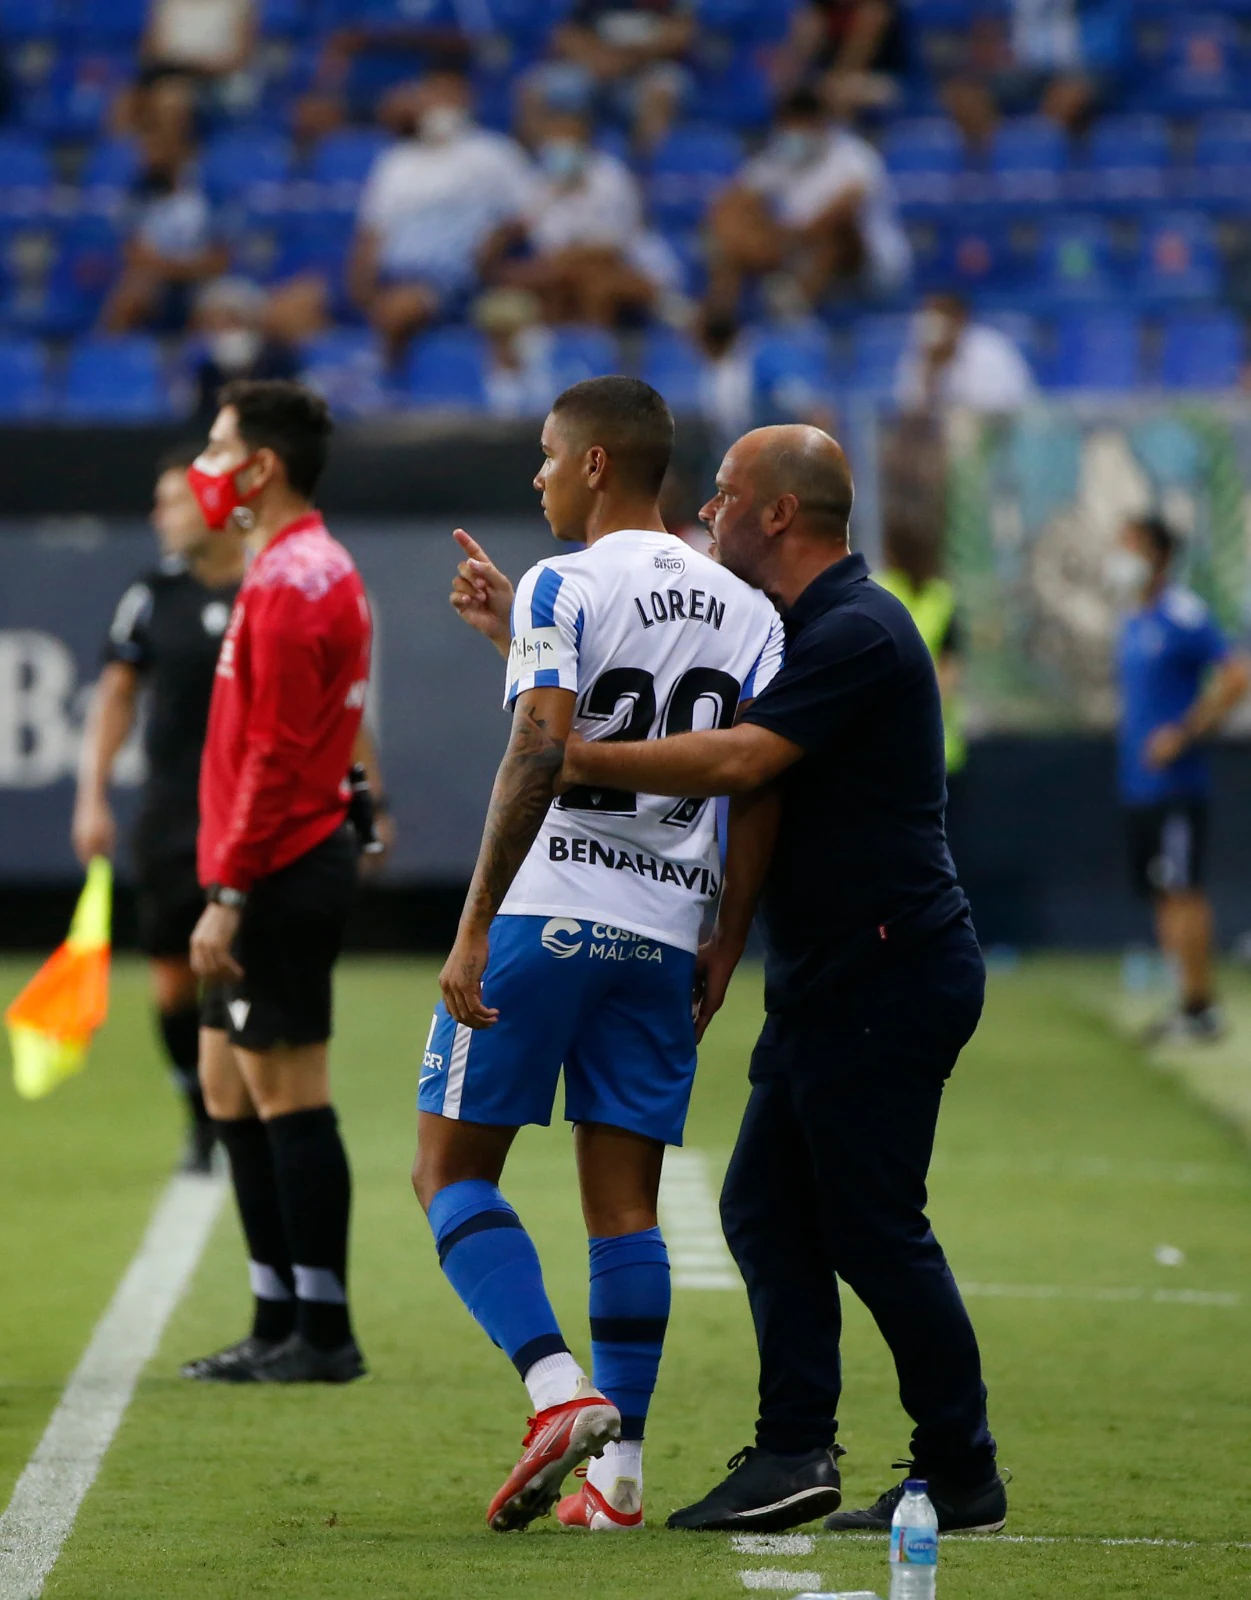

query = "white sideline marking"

[
  {"left": 659, "top": 1149, "right": 739, "bottom": 1289},
  {"left": 733, "top": 1534, "right": 817, "bottom": 1556},
  {"left": 0, "top": 1174, "right": 225, "bottom": 1600},
  {"left": 740, "top": 1569, "right": 825, "bottom": 1591},
  {"left": 960, "top": 1282, "right": 1242, "bottom": 1309}
]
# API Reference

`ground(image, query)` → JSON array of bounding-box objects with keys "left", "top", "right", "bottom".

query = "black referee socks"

[
  {"left": 266, "top": 1106, "right": 355, "bottom": 1352},
  {"left": 158, "top": 1004, "right": 212, "bottom": 1127},
  {"left": 214, "top": 1115, "right": 296, "bottom": 1345}
]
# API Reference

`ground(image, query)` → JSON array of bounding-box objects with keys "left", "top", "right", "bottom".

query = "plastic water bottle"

[{"left": 888, "top": 1479, "right": 938, "bottom": 1600}]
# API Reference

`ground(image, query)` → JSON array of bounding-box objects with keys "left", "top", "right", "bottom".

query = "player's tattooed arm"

[{"left": 440, "top": 687, "right": 575, "bottom": 1028}]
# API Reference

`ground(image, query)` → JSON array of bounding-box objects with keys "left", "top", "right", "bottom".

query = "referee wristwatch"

[{"left": 206, "top": 883, "right": 248, "bottom": 910}]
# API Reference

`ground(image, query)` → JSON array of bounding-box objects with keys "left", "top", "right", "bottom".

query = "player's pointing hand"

[{"left": 450, "top": 529, "right": 514, "bottom": 658}]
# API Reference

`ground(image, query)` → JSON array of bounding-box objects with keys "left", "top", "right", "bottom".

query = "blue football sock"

[
  {"left": 589, "top": 1228, "right": 671, "bottom": 1441},
  {"left": 427, "top": 1178, "right": 570, "bottom": 1375}
]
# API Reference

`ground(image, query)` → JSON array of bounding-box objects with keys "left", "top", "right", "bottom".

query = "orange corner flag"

[{"left": 5, "top": 857, "right": 113, "bottom": 1100}]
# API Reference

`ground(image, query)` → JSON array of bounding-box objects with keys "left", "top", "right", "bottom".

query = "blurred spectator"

[
  {"left": 694, "top": 308, "right": 754, "bottom": 444},
  {"left": 877, "top": 520, "right": 966, "bottom": 774},
  {"left": 521, "top": 0, "right": 694, "bottom": 155},
  {"left": 707, "top": 90, "right": 911, "bottom": 314},
  {"left": 894, "top": 293, "right": 1036, "bottom": 413},
  {"left": 473, "top": 288, "right": 557, "bottom": 418},
  {"left": 774, "top": 0, "right": 906, "bottom": 116},
  {"left": 495, "top": 109, "right": 679, "bottom": 327},
  {"left": 102, "top": 80, "right": 227, "bottom": 333},
  {"left": 143, "top": 0, "right": 255, "bottom": 79},
  {"left": 315, "top": 2, "right": 471, "bottom": 118},
  {"left": 346, "top": 72, "right": 534, "bottom": 364},
  {"left": 942, "top": 0, "right": 1130, "bottom": 145},
  {"left": 190, "top": 277, "right": 299, "bottom": 423}
]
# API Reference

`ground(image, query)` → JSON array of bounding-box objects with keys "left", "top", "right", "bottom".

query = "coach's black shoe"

[
  {"left": 667, "top": 1444, "right": 844, "bottom": 1531},
  {"left": 250, "top": 1332, "right": 367, "bottom": 1384},
  {"left": 179, "top": 1335, "right": 280, "bottom": 1381},
  {"left": 825, "top": 1461, "right": 1008, "bottom": 1534}
]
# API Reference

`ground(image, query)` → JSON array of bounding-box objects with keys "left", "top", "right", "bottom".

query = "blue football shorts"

[{"left": 418, "top": 914, "right": 698, "bottom": 1146}]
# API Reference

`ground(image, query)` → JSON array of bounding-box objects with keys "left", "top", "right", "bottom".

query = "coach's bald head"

[{"left": 701, "top": 425, "right": 855, "bottom": 604}]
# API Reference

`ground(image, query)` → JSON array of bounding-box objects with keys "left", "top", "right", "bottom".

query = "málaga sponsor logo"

[
  {"left": 588, "top": 925, "right": 664, "bottom": 963},
  {"left": 540, "top": 918, "right": 584, "bottom": 958}
]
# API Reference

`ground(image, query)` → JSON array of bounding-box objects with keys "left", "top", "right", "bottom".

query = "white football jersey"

[{"left": 500, "top": 528, "right": 785, "bottom": 952}]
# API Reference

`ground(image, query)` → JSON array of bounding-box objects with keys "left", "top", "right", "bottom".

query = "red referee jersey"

[{"left": 198, "top": 512, "right": 372, "bottom": 893}]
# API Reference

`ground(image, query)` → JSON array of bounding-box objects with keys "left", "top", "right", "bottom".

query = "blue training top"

[{"left": 1117, "top": 586, "right": 1228, "bottom": 805}]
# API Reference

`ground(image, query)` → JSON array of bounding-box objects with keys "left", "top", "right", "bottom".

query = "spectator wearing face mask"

[
  {"left": 494, "top": 110, "right": 680, "bottom": 327},
  {"left": 520, "top": 0, "right": 694, "bottom": 155},
  {"left": 706, "top": 89, "right": 911, "bottom": 314},
  {"left": 190, "top": 278, "right": 299, "bottom": 424},
  {"left": 346, "top": 71, "right": 535, "bottom": 364},
  {"left": 101, "top": 82, "right": 229, "bottom": 334},
  {"left": 894, "top": 293, "right": 1036, "bottom": 415}
]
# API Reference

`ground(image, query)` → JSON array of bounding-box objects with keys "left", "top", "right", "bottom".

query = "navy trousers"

[{"left": 719, "top": 917, "right": 996, "bottom": 1483}]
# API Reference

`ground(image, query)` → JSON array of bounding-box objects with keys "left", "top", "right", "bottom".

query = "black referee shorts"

[
  {"left": 134, "top": 851, "right": 204, "bottom": 960},
  {"left": 1125, "top": 800, "right": 1208, "bottom": 898},
  {"left": 202, "top": 826, "right": 357, "bottom": 1052}
]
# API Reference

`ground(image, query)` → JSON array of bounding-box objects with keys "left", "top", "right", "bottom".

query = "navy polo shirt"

[{"left": 741, "top": 551, "right": 969, "bottom": 1014}]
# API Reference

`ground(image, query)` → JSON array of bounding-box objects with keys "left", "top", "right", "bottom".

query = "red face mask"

[{"left": 186, "top": 454, "right": 260, "bottom": 531}]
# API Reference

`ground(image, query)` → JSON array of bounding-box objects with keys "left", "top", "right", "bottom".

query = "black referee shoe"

[
  {"left": 825, "top": 1462, "right": 1008, "bottom": 1534},
  {"left": 251, "top": 1332, "right": 367, "bottom": 1384},
  {"left": 667, "top": 1445, "right": 844, "bottom": 1531},
  {"left": 179, "top": 1335, "right": 281, "bottom": 1382}
]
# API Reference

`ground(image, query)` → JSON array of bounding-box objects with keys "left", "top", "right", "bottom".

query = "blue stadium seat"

[
  {"left": 61, "top": 336, "right": 172, "bottom": 421},
  {"left": 0, "top": 0, "right": 59, "bottom": 40},
  {"left": 991, "top": 117, "right": 1069, "bottom": 205},
  {"left": 406, "top": 327, "right": 488, "bottom": 409},
  {"left": 1151, "top": 13, "right": 1242, "bottom": 110},
  {"left": 1135, "top": 212, "right": 1220, "bottom": 303},
  {"left": 929, "top": 219, "right": 1016, "bottom": 297},
  {"left": 1084, "top": 114, "right": 1171, "bottom": 206},
  {"left": 259, "top": 0, "right": 311, "bottom": 35},
  {"left": 0, "top": 336, "right": 52, "bottom": 419},
  {"left": 648, "top": 125, "right": 743, "bottom": 231},
  {"left": 1035, "top": 214, "right": 1117, "bottom": 303},
  {"left": 1046, "top": 309, "right": 1142, "bottom": 390},
  {"left": 549, "top": 326, "right": 619, "bottom": 390},
  {"left": 638, "top": 327, "right": 705, "bottom": 413},
  {"left": 75, "top": 0, "right": 148, "bottom": 45},
  {"left": 20, "top": 47, "right": 130, "bottom": 139},
  {"left": 80, "top": 137, "right": 142, "bottom": 195},
  {"left": 847, "top": 315, "right": 910, "bottom": 396},
  {"left": 1185, "top": 112, "right": 1251, "bottom": 208},
  {"left": 1158, "top": 308, "right": 1246, "bottom": 389},
  {"left": 310, "top": 129, "right": 393, "bottom": 202},
  {"left": 0, "top": 134, "right": 55, "bottom": 218},
  {"left": 694, "top": 0, "right": 799, "bottom": 42},
  {"left": 300, "top": 328, "right": 388, "bottom": 417},
  {"left": 202, "top": 130, "right": 294, "bottom": 204},
  {"left": 691, "top": 43, "right": 772, "bottom": 129},
  {"left": 881, "top": 118, "right": 964, "bottom": 211}
]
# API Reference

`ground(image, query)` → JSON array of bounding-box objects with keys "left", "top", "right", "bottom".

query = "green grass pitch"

[{"left": 2, "top": 954, "right": 1250, "bottom": 1599}]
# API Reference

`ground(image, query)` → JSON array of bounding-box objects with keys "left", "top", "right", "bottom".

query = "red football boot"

[
  {"left": 557, "top": 1466, "right": 644, "bottom": 1530},
  {"left": 487, "top": 1377, "right": 620, "bottom": 1532}
]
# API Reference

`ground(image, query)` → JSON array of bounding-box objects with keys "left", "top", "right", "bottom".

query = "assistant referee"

[
  {"left": 74, "top": 448, "right": 245, "bottom": 1173},
  {"left": 563, "top": 424, "right": 1007, "bottom": 1535},
  {"left": 182, "top": 379, "right": 372, "bottom": 1385}
]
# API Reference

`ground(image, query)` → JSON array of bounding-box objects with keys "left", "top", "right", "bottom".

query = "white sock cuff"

[{"left": 523, "top": 1351, "right": 583, "bottom": 1412}]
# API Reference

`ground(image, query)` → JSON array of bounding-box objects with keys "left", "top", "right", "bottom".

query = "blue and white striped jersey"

[{"left": 500, "top": 528, "right": 785, "bottom": 953}]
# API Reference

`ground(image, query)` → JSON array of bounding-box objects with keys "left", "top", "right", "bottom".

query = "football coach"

[{"left": 561, "top": 423, "right": 1008, "bottom": 1536}]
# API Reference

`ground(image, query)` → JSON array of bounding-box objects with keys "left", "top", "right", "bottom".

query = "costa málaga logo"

[{"left": 540, "top": 918, "right": 583, "bottom": 958}]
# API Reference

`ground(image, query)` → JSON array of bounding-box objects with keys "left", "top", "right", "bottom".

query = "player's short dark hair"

[
  {"left": 780, "top": 87, "right": 824, "bottom": 121},
  {"left": 1133, "top": 513, "right": 1179, "bottom": 566},
  {"left": 550, "top": 376, "right": 674, "bottom": 497},
  {"left": 218, "top": 379, "right": 333, "bottom": 499}
]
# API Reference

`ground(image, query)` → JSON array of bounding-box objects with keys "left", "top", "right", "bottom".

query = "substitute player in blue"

[
  {"left": 1109, "top": 514, "right": 1249, "bottom": 1041},
  {"left": 413, "top": 377, "right": 784, "bottom": 1533}
]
